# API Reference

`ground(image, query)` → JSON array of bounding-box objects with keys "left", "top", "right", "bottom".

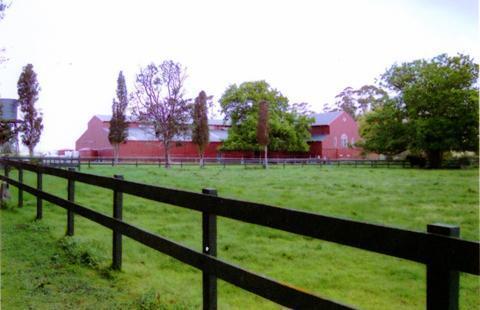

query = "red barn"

[
  {"left": 75, "top": 111, "right": 361, "bottom": 159},
  {"left": 309, "top": 111, "right": 361, "bottom": 159}
]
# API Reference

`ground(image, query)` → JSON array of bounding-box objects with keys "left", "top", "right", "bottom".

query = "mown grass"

[{"left": 1, "top": 164, "right": 479, "bottom": 309}]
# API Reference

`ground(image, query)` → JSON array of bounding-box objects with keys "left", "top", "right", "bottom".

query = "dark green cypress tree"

[
  {"left": 17, "top": 64, "right": 43, "bottom": 156},
  {"left": 108, "top": 71, "right": 129, "bottom": 163},
  {"left": 192, "top": 91, "right": 209, "bottom": 167}
]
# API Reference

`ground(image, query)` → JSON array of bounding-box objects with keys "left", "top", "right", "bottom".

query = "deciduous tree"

[
  {"left": 131, "top": 61, "right": 191, "bottom": 167},
  {"left": 109, "top": 71, "right": 129, "bottom": 164},
  {"left": 219, "top": 80, "right": 312, "bottom": 153},
  {"left": 380, "top": 53, "right": 478, "bottom": 167},
  {"left": 333, "top": 85, "right": 388, "bottom": 119},
  {"left": 17, "top": 64, "right": 43, "bottom": 156},
  {"left": 357, "top": 99, "right": 409, "bottom": 158},
  {"left": 192, "top": 90, "right": 210, "bottom": 167}
]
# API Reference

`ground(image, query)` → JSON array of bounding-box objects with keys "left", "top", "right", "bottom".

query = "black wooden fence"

[
  {"left": 80, "top": 157, "right": 475, "bottom": 169},
  {"left": 0, "top": 158, "right": 478, "bottom": 309}
]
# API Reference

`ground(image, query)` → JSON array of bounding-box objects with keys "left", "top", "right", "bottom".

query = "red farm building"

[{"left": 75, "top": 111, "right": 361, "bottom": 159}]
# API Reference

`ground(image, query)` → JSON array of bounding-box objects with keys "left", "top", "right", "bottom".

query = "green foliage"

[
  {"left": 357, "top": 99, "right": 409, "bottom": 156},
  {"left": 219, "top": 81, "right": 313, "bottom": 152},
  {"left": 58, "top": 237, "right": 99, "bottom": 268},
  {"left": 380, "top": 53, "right": 479, "bottom": 167},
  {"left": 17, "top": 63, "right": 43, "bottom": 156},
  {"left": 358, "top": 54, "right": 479, "bottom": 167},
  {"left": 331, "top": 85, "right": 388, "bottom": 119}
]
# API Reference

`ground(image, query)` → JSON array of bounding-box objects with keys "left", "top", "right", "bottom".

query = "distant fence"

[
  {"left": 5, "top": 156, "right": 80, "bottom": 169},
  {"left": 0, "top": 158, "right": 478, "bottom": 309},
  {"left": 78, "top": 156, "right": 475, "bottom": 169},
  {"left": 2, "top": 156, "right": 474, "bottom": 170}
]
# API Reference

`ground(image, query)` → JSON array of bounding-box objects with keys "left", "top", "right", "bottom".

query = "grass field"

[{"left": 1, "top": 165, "right": 479, "bottom": 309}]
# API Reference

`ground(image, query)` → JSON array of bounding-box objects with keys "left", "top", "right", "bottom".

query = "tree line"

[
  {"left": 324, "top": 53, "right": 478, "bottom": 168},
  {"left": 3, "top": 53, "right": 477, "bottom": 169},
  {"left": 108, "top": 62, "right": 313, "bottom": 168}
]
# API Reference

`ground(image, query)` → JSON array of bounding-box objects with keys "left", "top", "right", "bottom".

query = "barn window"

[{"left": 341, "top": 134, "right": 348, "bottom": 148}]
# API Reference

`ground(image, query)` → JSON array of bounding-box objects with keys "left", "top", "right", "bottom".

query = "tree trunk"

[
  {"left": 427, "top": 150, "right": 443, "bottom": 169},
  {"left": 163, "top": 141, "right": 170, "bottom": 168},
  {"left": 264, "top": 145, "right": 268, "bottom": 169},
  {"left": 200, "top": 152, "right": 205, "bottom": 168},
  {"left": 113, "top": 144, "right": 119, "bottom": 165},
  {"left": 28, "top": 146, "right": 34, "bottom": 157}
]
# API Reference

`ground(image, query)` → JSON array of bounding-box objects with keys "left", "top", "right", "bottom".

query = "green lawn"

[{"left": 1, "top": 165, "right": 479, "bottom": 309}]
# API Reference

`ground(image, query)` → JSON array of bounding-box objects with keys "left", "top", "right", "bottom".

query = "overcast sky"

[{"left": 0, "top": 0, "right": 478, "bottom": 153}]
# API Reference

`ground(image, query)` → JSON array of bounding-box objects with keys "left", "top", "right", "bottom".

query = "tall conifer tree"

[
  {"left": 109, "top": 71, "right": 129, "bottom": 163},
  {"left": 17, "top": 64, "right": 43, "bottom": 156},
  {"left": 192, "top": 91, "right": 210, "bottom": 167}
]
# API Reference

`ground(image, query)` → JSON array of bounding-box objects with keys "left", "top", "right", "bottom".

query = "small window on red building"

[{"left": 341, "top": 134, "right": 348, "bottom": 148}]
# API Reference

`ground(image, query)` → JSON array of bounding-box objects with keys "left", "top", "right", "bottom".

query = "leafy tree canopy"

[
  {"left": 357, "top": 99, "right": 409, "bottom": 157},
  {"left": 359, "top": 53, "right": 478, "bottom": 167},
  {"left": 219, "top": 81, "right": 313, "bottom": 152},
  {"left": 329, "top": 85, "right": 388, "bottom": 119}
]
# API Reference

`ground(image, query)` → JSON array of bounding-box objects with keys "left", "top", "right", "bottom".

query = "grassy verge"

[{"left": 1, "top": 165, "right": 479, "bottom": 309}]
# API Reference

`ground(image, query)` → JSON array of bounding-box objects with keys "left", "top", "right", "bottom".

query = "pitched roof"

[
  {"left": 95, "top": 114, "right": 229, "bottom": 126},
  {"left": 311, "top": 111, "right": 342, "bottom": 126},
  {"left": 95, "top": 114, "right": 138, "bottom": 122},
  {"left": 122, "top": 126, "right": 228, "bottom": 142}
]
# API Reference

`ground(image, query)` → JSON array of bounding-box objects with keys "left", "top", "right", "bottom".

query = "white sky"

[{"left": 0, "top": 0, "right": 478, "bottom": 153}]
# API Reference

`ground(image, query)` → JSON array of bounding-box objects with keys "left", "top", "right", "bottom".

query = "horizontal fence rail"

[
  {"left": 0, "top": 158, "right": 478, "bottom": 309},
  {"left": 3, "top": 156, "right": 475, "bottom": 169},
  {"left": 78, "top": 156, "right": 475, "bottom": 169},
  {"left": 0, "top": 175, "right": 347, "bottom": 309}
]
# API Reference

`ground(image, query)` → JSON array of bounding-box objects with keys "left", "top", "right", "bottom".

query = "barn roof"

[
  {"left": 123, "top": 126, "right": 228, "bottom": 142},
  {"left": 95, "top": 114, "right": 138, "bottom": 122},
  {"left": 95, "top": 114, "right": 228, "bottom": 126},
  {"left": 311, "top": 111, "right": 342, "bottom": 126}
]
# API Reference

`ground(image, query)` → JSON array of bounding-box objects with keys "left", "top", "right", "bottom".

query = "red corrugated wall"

[
  {"left": 76, "top": 116, "right": 112, "bottom": 152},
  {"left": 76, "top": 114, "right": 365, "bottom": 159}
]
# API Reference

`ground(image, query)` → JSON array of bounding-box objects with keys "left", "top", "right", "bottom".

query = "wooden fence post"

[
  {"left": 426, "top": 223, "right": 460, "bottom": 310},
  {"left": 202, "top": 188, "right": 218, "bottom": 310},
  {"left": 18, "top": 168, "right": 23, "bottom": 208},
  {"left": 36, "top": 170, "right": 43, "bottom": 220},
  {"left": 66, "top": 168, "right": 75, "bottom": 236},
  {"left": 112, "top": 174, "right": 124, "bottom": 270}
]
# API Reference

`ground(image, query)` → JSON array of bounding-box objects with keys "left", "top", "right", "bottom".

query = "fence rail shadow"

[{"left": 0, "top": 158, "right": 478, "bottom": 309}]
